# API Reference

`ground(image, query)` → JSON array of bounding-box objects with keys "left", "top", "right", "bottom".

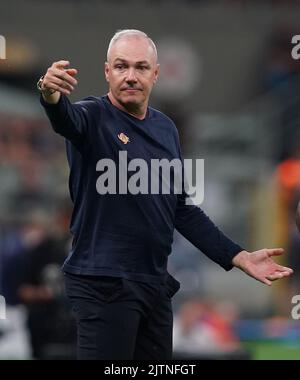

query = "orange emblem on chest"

[{"left": 118, "top": 133, "right": 130, "bottom": 144}]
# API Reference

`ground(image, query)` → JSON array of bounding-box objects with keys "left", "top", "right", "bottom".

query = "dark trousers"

[{"left": 64, "top": 272, "right": 180, "bottom": 360}]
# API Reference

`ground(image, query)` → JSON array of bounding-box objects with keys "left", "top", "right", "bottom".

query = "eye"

[{"left": 115, "top": 64, "right": 126, "bottom": 70}]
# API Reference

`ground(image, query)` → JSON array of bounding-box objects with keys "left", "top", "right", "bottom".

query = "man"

[{"left": 38, "top": 29, "right": 293, "bottom": 360}]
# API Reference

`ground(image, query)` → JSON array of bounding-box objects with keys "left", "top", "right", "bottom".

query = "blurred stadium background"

[{"left": 1, "top": 0, "right": 300, "bottom": 360}]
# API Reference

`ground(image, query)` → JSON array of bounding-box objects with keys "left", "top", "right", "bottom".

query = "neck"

[{"left": 107, "top": 92, "right": 147, "bottom": 120}]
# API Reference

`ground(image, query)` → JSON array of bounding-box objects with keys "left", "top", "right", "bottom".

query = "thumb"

[{"left": 267, "top": 248, "right": 284, "bottom": 257}]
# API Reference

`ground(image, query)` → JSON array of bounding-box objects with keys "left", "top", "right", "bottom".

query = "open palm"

[{"left": 233, "top": 248, "right": 293, "bottom": 286}]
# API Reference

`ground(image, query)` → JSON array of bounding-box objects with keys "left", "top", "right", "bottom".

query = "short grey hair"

[{"left": 106, "top": 29, "right": 158, "bottom": 62}]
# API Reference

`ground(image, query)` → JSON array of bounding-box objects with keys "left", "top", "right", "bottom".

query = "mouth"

[{"left": 121, "top": 88, "right": 142, "bottom": 93}]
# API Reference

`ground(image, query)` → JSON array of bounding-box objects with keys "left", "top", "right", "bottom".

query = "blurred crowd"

[
  {"left": 264, "top": 27, "right": 300, "bottom": 301},
  {"left": 172, "top": 298, "right": 249, "bottom": 359},
  {"left": 0, "top": 113, "right": 69, "bottom": 218},
  {"left": 0, "top": 112, "right": 77, "bottom": 359}
]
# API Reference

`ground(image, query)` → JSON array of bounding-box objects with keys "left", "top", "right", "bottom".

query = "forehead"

[{"left": 109, "top": 36, "right": 156, "bottom": 64}]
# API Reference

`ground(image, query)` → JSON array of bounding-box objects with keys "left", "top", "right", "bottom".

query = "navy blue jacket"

[{"left": 41, "top": 94, "right": 243, "bottom": 283}]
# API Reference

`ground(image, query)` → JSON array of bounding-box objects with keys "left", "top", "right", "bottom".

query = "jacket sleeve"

[
  {"left": 40, "top": 94, "right": 96, "bottom": 152},
  {"left": 174, "top": 192, "right": 243, "bottom": 271},
  {"left": 173, "top": 127, "right": 243, "bottom": 271}
]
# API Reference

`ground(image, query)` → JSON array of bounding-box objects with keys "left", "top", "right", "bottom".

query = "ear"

[
  {"left": 153, "top": 63, "right": 160, "bottom": 84},
  {"left": 104, "top": 62, "right": 110, "bottom": 82}
]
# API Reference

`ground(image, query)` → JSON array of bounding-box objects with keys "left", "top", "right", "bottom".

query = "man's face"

[{"left": 105, "top": 36, "right": 159, "bottom": 111}]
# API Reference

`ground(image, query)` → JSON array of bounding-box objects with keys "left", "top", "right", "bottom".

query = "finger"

[
  {"left": 253, "top": 275, "right": 272, "bottom": 286},
  {"left": 53, "top": 60, "right": 70, "bottom": 69},
  {"left": 44, "top": 77, "right": 73, "bottom": 93},
  {"left": 276, "top": 266, "right": 294, "bottom": 274},
  {"left": 52, "top": 68, "right": 78, "bottom": 86},
  {"left": 267, "top": 248, "right": 284, "bottom": 257},
  {"left": 278, "top": 270, "right": 293, "bottom": 277},
  {"left": 266, "top": 274, "right": 279, "bottom": 281},
  {"left": 48, "top": 76, "right": 74, "bottom": 92},
  {"left": 262, "top": 278, "right": 272, "bottom": 286},
  {"left": 266, "top": 271, "right": 290, "bottom": 281},
  {"left": 45, "top": 82, "right": 71, "bottom": 96},
  {"left": 66, "top": 68, "right": 78, "bottom": 76}
]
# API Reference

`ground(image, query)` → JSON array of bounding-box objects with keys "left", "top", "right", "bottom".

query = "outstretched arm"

[
  {"left": 174, "top": 198, "right": 244, "bottom": 271},
  {"left": 232, "top": 248, "right": 293, "bottom": 286}
]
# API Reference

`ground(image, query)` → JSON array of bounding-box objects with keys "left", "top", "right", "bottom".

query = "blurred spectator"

[
  {"left": 0, "top": 88, "right": 70, "bottom": 359},
  {"left": 263, "top": 26, "right": 300, "bottom": 162},
  {"left": 273, "top": 153, "right": 300, "bottom": 313},
  {"left": 173, "top": 298, "right": 250, "bottom": 359},
  {"left": 0, "top": 113, "right": 68, "bottom": 217},
  {"left": 17, "top": 205, "right": 76, "bottom": 360}
]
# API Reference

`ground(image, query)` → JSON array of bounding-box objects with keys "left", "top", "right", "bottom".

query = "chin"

[{"left": 120, "top": 97, "right": 141, "bottom": 107}]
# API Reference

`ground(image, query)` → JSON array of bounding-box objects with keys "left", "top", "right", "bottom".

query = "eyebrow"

[{"left": 113, "top": 58, "right": 151, "bottom": 65}]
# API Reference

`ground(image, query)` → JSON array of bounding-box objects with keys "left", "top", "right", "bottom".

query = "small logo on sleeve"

[{"left": 118, "top": 133, "right": 130, "bottom": 144}]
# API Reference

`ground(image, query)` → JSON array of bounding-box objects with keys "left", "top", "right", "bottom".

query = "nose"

[{"left": 125, "top": 67, "right": 137, "bottom": 83}]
